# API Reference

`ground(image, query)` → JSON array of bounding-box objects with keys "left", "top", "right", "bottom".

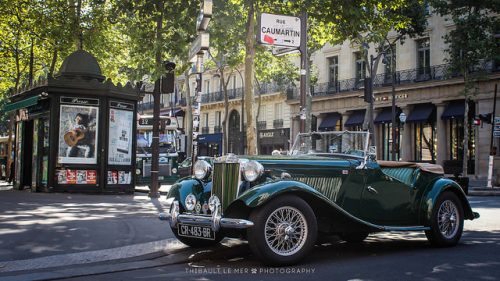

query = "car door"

[{"left": 358, "top": 162, "right": 418, "bottom": 226}]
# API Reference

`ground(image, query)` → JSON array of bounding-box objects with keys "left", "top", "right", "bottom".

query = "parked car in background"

[
  {"left": 177, "top": 156, "right": 213, "bottom": 178},
  {"left": 160, "top": 131, "right": 479, "bottom": 265}
]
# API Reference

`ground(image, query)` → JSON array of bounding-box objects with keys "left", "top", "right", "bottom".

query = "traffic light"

[{"left": 478, "top": 113, "right": 492, "bottom": 124}]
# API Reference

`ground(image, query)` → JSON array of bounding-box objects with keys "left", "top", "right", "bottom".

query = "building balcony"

[
  {"left": 273, "top": 119, "right": 284, "bottom": 129},
  {"left": 214, "top": 126, "right": 222, "bottom": 133},
  {"left": 202, "top": 127, "right": 210, "bottom": 134},
  {"left": 288, "top": 62, "right": 499, "bottom": 100}
]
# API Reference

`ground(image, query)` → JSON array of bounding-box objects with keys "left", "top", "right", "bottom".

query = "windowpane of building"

[
  {"left": 414, "top": 123, "right": 436, "bottom": 162},
  {"left": 328, "top": 56, "right": 339, "bottom": 87},
  {"left": 274, "top": 103, "right": 282, "bottom": 120},
  {"left": 382, "top": 123, "right": 401, "bottom": 160},
  {"left": 355, "top": 52, "right": 366, "bottom": 82},
  {"left": 204, "top": 80, "right": 210, "bottom": 94},
  {"left": 384, "top": 45, "right": 396, "bottom": 82},
  {"left": 417, "top": 39, "right": 430, "bottom": 77}
]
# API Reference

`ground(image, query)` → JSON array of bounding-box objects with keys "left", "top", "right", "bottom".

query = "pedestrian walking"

[{"left": 7, "top": 161, "right": 14, "bottom": 184}]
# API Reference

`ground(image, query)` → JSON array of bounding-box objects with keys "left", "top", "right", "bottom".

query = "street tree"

[{"left": 430, "top": 0, "right": 499, "bottom": 176}]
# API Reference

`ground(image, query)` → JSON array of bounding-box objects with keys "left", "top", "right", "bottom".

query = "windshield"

[
  {"left": 290, "top": 131, "right": 370, "bottom": 158},
  {"left": 136, "top": 130, "right": 177, "bottom": 155}
]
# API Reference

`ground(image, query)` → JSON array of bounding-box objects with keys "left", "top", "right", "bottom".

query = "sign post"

[
  {"left": 189, "top": 0, "right": 211, "bottom": 173},
  {"left": 488, "top": 84, "right": 498, "bottom": 188}
]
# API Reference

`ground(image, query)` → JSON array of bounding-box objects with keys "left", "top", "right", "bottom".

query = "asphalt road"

[
  {"left": 0, "top": 190, "right": 174, "bottom": 262},
  {"left": 63, "top": 196, "right": 500, "bottom": 281}
]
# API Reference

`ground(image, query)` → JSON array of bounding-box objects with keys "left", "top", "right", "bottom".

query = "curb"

[
  {"left": 468, "top": 189, "right": 500, "bottom": 196},
  {"left": 0, "top": 239, "right": 248, "bottom": 281}
]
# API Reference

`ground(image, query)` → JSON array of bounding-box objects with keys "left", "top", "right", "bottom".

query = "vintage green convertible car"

[{"left": 159, "top": 131, "right": 479, "bottom": 265}]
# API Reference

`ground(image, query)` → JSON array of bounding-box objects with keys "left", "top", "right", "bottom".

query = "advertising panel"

[
  {"left": 58, "top": 100, "right": 99, "bottom": 164},
  {"left": 108, "top": 108, "right": 133, "bottom": 165}
]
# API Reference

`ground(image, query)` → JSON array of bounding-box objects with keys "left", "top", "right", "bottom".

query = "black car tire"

[
  {"left": 340, "top": 232, "right": 369, "bottom": 243},
  {"left": 172, "top": 228, "right": 224, "bottom": 248},
  {"left": 425, "top": 191, "right": 464, "bottom": 247},
  {"left": 247, "top": 195, "right": 317, "bottom": 266}
]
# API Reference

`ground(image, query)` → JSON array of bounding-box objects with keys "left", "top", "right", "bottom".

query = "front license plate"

[{"left": 178, "top": 224, "right": 215, "bottom": 240}]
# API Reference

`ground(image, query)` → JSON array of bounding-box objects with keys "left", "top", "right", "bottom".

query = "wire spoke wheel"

[
  {"left": 264, "top": 206, "right": 308, "bottom": 256},
  {"left": 437, "top": 200, "right": 459, "bottom": 239}
]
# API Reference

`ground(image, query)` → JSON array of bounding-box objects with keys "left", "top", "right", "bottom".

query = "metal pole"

[
  {"left": 190, "top": 54, "right": 203, "bottom": 174},
  {"left": 299, "top": 11, "right": 307, "bottom": 133},
  {"left": 487, "top": 84, "right": 497, "bottom": 188},
  {"left": 149, "top": 79, "right": 161, "bottom": 198},
  {"left": 390, "top": 46, "right": 397, "bottom": 161}
]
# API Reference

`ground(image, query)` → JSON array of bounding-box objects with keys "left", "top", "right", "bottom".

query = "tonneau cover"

[{"left": 377, "top": 160, "right": 444, "bottom": 175}]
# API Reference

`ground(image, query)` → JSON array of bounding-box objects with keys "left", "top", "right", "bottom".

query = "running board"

[{"left": 382, "top": 226, "right": 430, "bottom": 231}]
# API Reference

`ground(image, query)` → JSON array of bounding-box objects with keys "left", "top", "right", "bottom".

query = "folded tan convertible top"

[{"left": 377, "top": 160, "right": 444, "bottom": 174}]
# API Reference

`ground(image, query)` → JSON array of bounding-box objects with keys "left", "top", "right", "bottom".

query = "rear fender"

[{"left": 420, "top": 178, "right": 476, "bottom": 225}]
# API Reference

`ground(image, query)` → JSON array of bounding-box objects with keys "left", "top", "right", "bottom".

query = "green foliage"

[{"left": 430, "top": 0, "right": 499, "bottom": 83}]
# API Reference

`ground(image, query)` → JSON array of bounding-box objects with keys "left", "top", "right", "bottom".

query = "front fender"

[
  {"left": 226, "top": 180, "right": 382, "bottom": 233},
  {"left": 420, "top": 178, "right": 476, "bottom": 225},
  {"left": 167, "top": 177, "right": 212, "bottom": 211}
]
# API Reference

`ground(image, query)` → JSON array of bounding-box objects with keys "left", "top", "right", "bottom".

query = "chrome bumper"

[{"left": 158, "top": 200, "right": 254, "bottom": 231}]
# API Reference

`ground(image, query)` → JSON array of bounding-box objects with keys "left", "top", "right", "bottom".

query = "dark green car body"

[
  {"left": 163, "top": 132, "right": 478, "bottom": 265},
  {"left": 167, "top": 155, "right": 475, "bottom": 235}
]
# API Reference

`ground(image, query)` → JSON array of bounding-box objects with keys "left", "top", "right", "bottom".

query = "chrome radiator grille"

[{"left": 212, "top": 162, "right": 240, "bottom": 211}]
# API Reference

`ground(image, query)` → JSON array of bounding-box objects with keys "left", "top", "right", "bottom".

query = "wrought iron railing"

[
  {"left": 202, "top": 127, "right": 209, "bottom": 134},
  {"left": 273, "top": 119, "right": 284, "bottom": 128},
  {"left": 214, "top": 125, "right": 222, "bottom": 133},
  {"left": 290, "top": 62, "right": 498, "bottom": 100}
]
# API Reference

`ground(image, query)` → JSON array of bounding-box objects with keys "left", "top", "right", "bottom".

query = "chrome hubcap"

[
  {"left": 264, "top": 206, "right": 308, "bottom": 256},
  {"left": 437, "top": 200, "right": 460, "bottom": 239}
]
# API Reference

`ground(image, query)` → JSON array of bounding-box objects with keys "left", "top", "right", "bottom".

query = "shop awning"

[
  {"left": 2, "top": 95, "right": 39, "bottom": 113},
  {"left": 441, "top": 101, "right": 464, "bottom": 119},
  {"left": 344, "top": 110, "right": 366, "bottom": 127},
  {"left": 198, "top": 133, "right": 223, "bottom": 144},
  {"left": 318, "top": 113, "right": 341, "bottom": 131},
  {"left": 406, "top": 103, "right": 435, "bottom": 123},
  {"left": 374, "top": 107, "right": 401, "bottom": 124}
]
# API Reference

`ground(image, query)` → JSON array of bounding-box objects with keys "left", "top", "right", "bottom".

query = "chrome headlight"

[
  {"left": 208, "top": 195, "right": 220, "bottom": 212},
  {"left": 242, "top": 160, "right": 264, "bottom": 182},
  {"left": 185, "top": 193, "right": 197, "bottom": 211},
  {"left": 193, "top": 160, "right": 212, "bottom": 180}
]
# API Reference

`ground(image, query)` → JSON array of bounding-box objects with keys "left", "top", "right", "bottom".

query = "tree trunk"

[
  {"left": 49, "top": 48, "right": 58, "bottom": 77},
  {"left": 244, "top": 0, "right": 256, "bottom": 155},
  {"left": 221, "top": 68, "right": 229, "bottom": 155},
  {"left": 184, "top": 69, "right": 192, "bottom": 157}
]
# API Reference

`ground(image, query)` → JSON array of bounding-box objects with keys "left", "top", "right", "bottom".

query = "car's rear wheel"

[
  {"left": 172, "top": 228, "right": 223, "bottom": 248},
  {"left": 247, "top": 195, "right": 317, "bottom": 266},
  {"left": 425, "top": 191, "right": 464, "bottom": 247}
]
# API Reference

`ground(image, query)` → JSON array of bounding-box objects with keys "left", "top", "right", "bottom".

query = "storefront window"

[
  {"left": 414, "top": 123, "right": 436, "bottom": 162},
  {"left": 449, "top": 118, "right": 475, "bottom": 161},
  {"left": 381, "top": 123, "right": 401, "bottom": 160}
]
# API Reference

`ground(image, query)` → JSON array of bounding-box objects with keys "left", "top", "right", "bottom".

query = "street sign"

[
  {"left": 196, "top": 0, "right": 212, "bottom": 31},
  {"left": 494, "top": 131, "right": 500, "bottom": 138},
  {"left": 189, "top": 32, "right": 210, "bottom": 62},
  {"left": 258, "top": 13, "right": 301, "bottom": 48},
  {"left": 271, "top": 46, "right": 300, "bottom": 56}
]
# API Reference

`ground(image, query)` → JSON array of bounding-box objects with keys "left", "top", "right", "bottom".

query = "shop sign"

[
  {"left": 493, "top": 131, "right": 500, "bottom": 138},
  {"left": 494, "top": 117, "right": 500, "bottom": 125},
  {"left": 60, "top": 97, "right": 99, "bottom": 106},
  {"left": 110, "top": 101, "right": 134, "bottom": 111},
  {"left": 375, "top": 94, "right": 408, "bottom": 102}
]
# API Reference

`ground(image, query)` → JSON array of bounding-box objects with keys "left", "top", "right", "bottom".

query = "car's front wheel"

[
  {"left": 425, "top": 191, "right": 464, "bottom": 247},
  {"left": 247, "top": 195, "right": 317, "bottom": 266}
]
